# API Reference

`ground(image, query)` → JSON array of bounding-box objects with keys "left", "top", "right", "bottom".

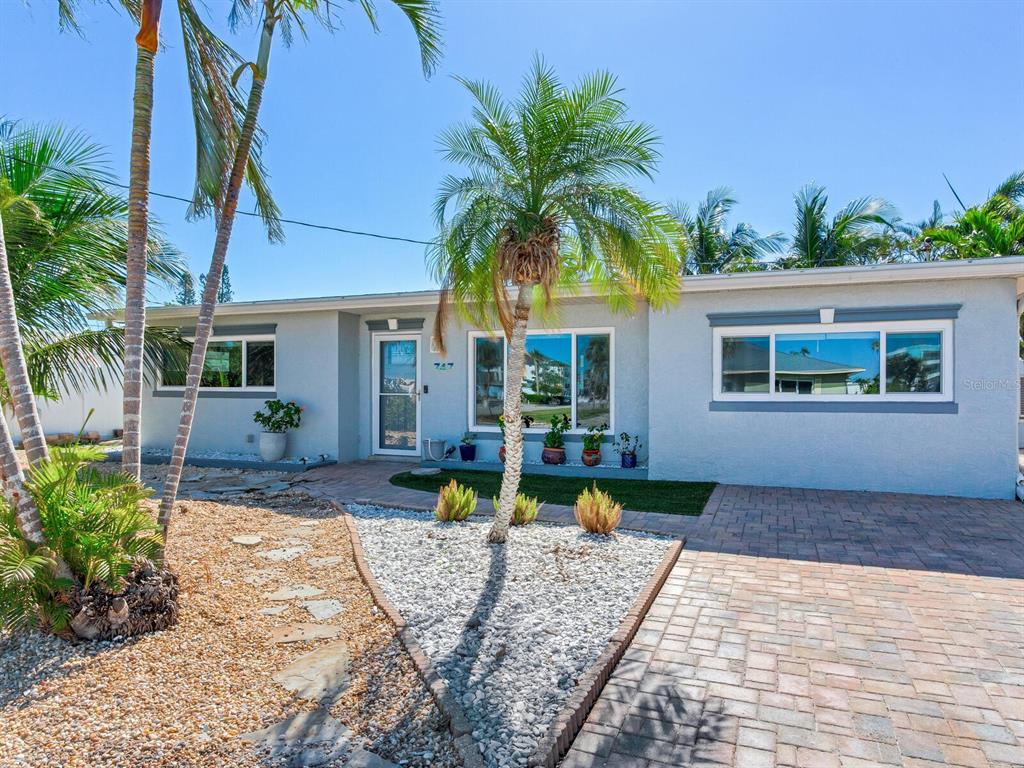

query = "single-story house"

[{"left": 137, "top": 256, "right": 1024, "bottom": 499}]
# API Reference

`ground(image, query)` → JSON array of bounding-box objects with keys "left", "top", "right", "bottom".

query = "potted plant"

[
  {"left": 542, "top": 413, "right": 570, "bottom": 465},
  {"left": 497, "top": 414, "right": 534, "bottom": 462},
  {"left": 613, "top": 432, "right": 642, "bottom": 469},
  {"left": 581, "top": 423, "right": 607, "bottom": 467},
  {"left": 459, "top": 432, "right": 477, "bottom": 461},
  {"left": 253, "top": 399, "right": 303, "bottom": 462}
]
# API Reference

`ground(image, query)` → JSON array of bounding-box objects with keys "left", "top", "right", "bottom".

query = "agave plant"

[
  {"left": 435, "top": 478, "right": 477, "bottom": 522},
  {"left": 492, "top": 492, "right": 540, "bottom": 526},
  {"left": 574, "top": 483, "right": 622, "bottom": 535}
]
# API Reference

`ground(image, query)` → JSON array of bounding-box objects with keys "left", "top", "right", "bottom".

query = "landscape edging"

[
  {"left": 526, "top": 537, "right": 685, "bottom": 768},
  {"left": 335, "top": 502, "right": 486, "bottom": 768}
]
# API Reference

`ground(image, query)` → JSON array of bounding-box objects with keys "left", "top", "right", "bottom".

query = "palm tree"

[
  {"left": 154, "top": 0, "right": 442, "bottom": 552},
  {"left": 921, "top": 171, "right": 1024, "bottom": 259},
  {"left": 671, "top": 188, "right": 785, "bottom": 274},
  {"left": 781, "top": 185, "right": 894, "bottom": 269},
  {"left": 430, "top": 59, "right": 679, "bottom": 544},
  {"left": 0, "top": 122, "right": 187, "bottom": 402}
]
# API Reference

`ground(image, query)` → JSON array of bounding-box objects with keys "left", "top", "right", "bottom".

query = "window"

[
  {"left": 713, "top": 321, "right": 951, "bottom": 401},
  {"left": 470, "top": 329, "right": 613, "bottom": 430},
  {"left": 160, "top": 336, "right": 275, "bottom": 390}
]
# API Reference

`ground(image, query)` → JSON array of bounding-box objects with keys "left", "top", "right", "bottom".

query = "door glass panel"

[{"left": 378, "top": 339, "right": 417, "bottom": 450}]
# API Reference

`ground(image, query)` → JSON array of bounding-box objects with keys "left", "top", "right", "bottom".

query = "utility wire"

[{"left": 1, "top": 153, "right": 437, "bottom": 246}]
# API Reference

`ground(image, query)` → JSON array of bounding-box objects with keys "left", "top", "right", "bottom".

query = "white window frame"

[
  {"left": 712, "top": 320, "right": 953, "bottom": 402},
  {"left": 467, "top": 327, "right": 615, "bottom": 434},
  {"left": 157, "top": 334, "right": 277, "bottom": 391}
]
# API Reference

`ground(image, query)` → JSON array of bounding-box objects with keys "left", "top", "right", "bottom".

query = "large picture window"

[
  {"left": 470, "top": 329, "right": 613, "bottom": 430},
  {"left": 160, "top": 335, "right": 275, "bottom": 390},
  {"left": 714, "top": 321, "right": 951, "bottom": 402}
]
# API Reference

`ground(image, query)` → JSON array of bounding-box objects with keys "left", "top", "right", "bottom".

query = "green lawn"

[{"left": 390, "top": 469, "right": 716, "bottom": 516}]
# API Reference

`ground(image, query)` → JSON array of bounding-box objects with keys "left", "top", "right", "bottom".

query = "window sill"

[
  {"left": 474, "top": 430, "right": 613, "bottom": 443},
  {"left": 153, "top": 390, "right": 277, "bottom": 400},
  {"left": 709, "top": 400, "right": 958, "bottom": 414}
]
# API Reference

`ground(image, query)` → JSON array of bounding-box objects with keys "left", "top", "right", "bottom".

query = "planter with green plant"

[
  {"left": 459, "top": 432, "right": 477, "bottom": 461},
  {"left": 253, "top": 399, "right": 303, "bottom": 462},
  {"left": 613, "top": 432, "right": 642, "bottom": 469},
  {"left": 581, "top": 423, "right": 607, "bottom": 467},
  {"left": 497, "top": 414, "right": 534, "bottom": 462},
  {"left": 542, "top": 413, "right": 571, "bottom": 465}
]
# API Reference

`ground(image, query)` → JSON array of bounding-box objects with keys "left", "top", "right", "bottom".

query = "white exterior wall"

[
  {"left": 7, "top": 383, "right": 123, "bottom": 443},
  {"left": 647, "top": 277, "right": 1020, "bottom": 499}
]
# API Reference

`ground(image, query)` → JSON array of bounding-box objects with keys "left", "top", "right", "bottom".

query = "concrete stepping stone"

[
  {"left": 259, "top": 545, "right": 309, "bottom": 562},
  {"left": 261, "top": 482, "right": 293, "bottom": 493},
  {"left": 308, "top": 556, "right": 343, "bottom": 568},
  {"left": 232, "top": 534, "right": 263, "bottom": 547},
  {"left": 240, "top": 708, "right": 351, "bottom": 748},
  {"left": 275, "top": 537, "right": 307, "bottom": 547},
  {"left": 347, "top": 750, "right": 400, "bottom": 768},
  {"left": 272, "top": 640, "right": 350, "bottom": 701},
  {"left": 259, "top": 605, "right": 288, "bottom": 616},
  {"left": 266, "top": 584, "right": 324, "bottom": 601},
  {"left": 243, "top": 568, "right": 280, "bottom": 586},
  {"left": 302, "top": 599, "right": 344, "bottom": 620},
  {"left": 271, "top": 623, "right": 342, "bottom": 644},
  {"left": 283, "top": 526, "right": 319, "bottom": 539}
]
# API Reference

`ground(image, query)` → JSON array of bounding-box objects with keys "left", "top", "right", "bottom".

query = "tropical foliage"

[
  {"left": 779, "top": 185, "right": 893, "bottom": 269},
  {"left": 435, "top": 478, "right": 477, "bottom": 522},
  {"left": 922, "top": 171, "right": 1024, "bottom": 259},
  {"left": 0, "top": 122, "right": 188, "bottom": 399},
  {"left": 574, "top": 484, "right": 622, "bottom": 534},
  {"left": 430, "top": 58, "right": 678, "bottom": 543},
  {"left": 0, "top": 445, "right": 162, "bottom": 634},
  {"left": 672, "top": 188, "right": 784, "bottom": 274}
]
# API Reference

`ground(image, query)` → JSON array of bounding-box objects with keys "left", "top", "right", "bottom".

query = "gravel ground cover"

[
  {"left": 0, "top": 482, "right": 459, "bottom": 768},
  {"left": 348, "top": 504, "right": 673, "bottom": 768}
]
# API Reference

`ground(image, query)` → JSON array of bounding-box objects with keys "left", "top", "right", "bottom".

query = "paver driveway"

[{"left": 564, "top": 486, "right": 1024, "bottom": 768}]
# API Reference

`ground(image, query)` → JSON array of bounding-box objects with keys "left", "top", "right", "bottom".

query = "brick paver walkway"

[{"left": 563, "top": 486, "right": 1024, "bottom": 768}]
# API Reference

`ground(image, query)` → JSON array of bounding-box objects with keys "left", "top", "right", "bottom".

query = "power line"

[{"left": 1, "top": 153, "right": 437, "bottom": 246}]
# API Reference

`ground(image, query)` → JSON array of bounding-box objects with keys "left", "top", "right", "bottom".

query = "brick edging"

[
  {"left": 334, "top": 502, "right": 485, "bottom": 768},
  {"left": 527, "top": 537, "right": 686, "bottom": 768}
]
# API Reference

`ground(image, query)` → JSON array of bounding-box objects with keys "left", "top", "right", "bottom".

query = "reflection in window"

[
  {"left": 474, "top": 337, "right": 505, "bottom": 425},
  {"left": 160, "top": 338, "right": 275, "bottom": 389},
  {"left": 522, "top": 334, "right": 572, "bottom": 423},
  {"left": 721, "top": 336, "right": 770, "bottom": 393},
  {"left": 200, "top": 341, "right": 243, "bottom": 388},
  {"left": 886, "top": 332, "right": 941, "bottom": 393},
  {"left": 774, "top": 332, "right": 880, "bottom": 395},
  {"left": 247, "top": 341, "right": 275, "bottom": 387},
  {"left": 576, "top": 334, "right": 611, "bottom": 427}
]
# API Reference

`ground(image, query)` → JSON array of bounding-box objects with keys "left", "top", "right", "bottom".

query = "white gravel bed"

[
  {"left": 141, "top": 448, "right": 320, "bottom": 465},
  {"left": 348, "top": 504, "right": 672, "bottom": 768}
]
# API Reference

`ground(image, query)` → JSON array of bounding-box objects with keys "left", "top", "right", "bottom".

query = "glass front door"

[{"left": 374, "top": 336, "right": 419, "bottom": 454}]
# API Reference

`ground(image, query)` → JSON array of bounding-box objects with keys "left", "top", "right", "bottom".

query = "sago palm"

[
  {"left": 155, "top": 0, "right": 442, "bottom": 554},
  {"left": 430, "top": 59, "right": 679, "bottom": 544},
  {"left": 782, "top": 185, "right": 894, "bottom": 269},
  {"left": 671, "top": 188, "right": 785, "bottom": 274}
]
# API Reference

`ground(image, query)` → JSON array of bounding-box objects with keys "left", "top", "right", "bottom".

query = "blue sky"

[{"left": 4, "top": 0, "right": 1022, "bottom": 303}]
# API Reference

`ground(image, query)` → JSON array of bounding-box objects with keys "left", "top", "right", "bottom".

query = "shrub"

[
  {"left": 435, "top": 479, "right": 477, "bottom": 522},
  {"left": 492, "top": 493, "right": 541, "bottom": 526},
  {"left": 0, "top": 445, "right": 165, "bottom": 636},
  {"left": 574, "top": 483, "right": 623, "bottom": 534},
  {"left": 253, "top": 399, "right": 303, "bottom": 433},
  {"left": 543, "top": 413, "right": 571, "bottom": 449}
]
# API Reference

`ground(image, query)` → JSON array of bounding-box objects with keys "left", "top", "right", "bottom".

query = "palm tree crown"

[
  {"left": 671, "top": 188, "right": 785, "bottom": 274},
  {"left": 782, "top": 184, "right": 893, "bottom": 269},
  {"left": 430, "top": 58, "right": 678, "bottom": 350},
  {"left": 922, "top": 170, "right": 1024, "bottom": 259}
]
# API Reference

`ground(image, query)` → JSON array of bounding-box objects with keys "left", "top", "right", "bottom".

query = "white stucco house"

[{"left": 135, "top": 256, "right": 1024, "bottom": 499}]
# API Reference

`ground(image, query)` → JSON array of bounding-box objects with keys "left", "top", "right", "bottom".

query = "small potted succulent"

[
  {"left": 459, "top": 432, "right": 477, "bottom": 462},
  {"left": 613, "top": 432, "right": 642, "bottom": 469},
  {"left": 581, "top": 423, "right": 607, "bottom": 467},
  {"left": 497, "top": 414, "right": 534, "bottom": 462},
  {"left": 253, "top": 399, "right": 303, "bottom": 462},
  {"left": 541, "top": 413, "right": 570, "bottom": 465}
]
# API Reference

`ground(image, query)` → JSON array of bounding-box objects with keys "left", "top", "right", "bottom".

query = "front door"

[{"left": 372, "top": 334, "right": 420, "bottom": 455}]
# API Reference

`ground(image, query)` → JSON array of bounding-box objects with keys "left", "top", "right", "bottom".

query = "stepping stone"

[
  {"left": 298, "top": 520, "right": 321, "bottom": 527},
  {"left": 261, "top": 482, "right": 293, "bottom": 493},
  {"left": 243, "top": 568, "right": 280, "bottom": 586},
  {"left": 186, "top": 491, "right": 219, "bottom": 500},
  {"left": 308, "top": 556, "right": 343, "bottom": 568},
  {"left": 302, "top": 599, "right": 344, "bottom": 620},
  {"left": 272, "top": 639, "right": 350, "bottom": 701},
  {"left": 411, "top": 467, "right": 441, "bottom": 476},
  {"left": 347, "top": 750, "right": 400, "bottom": 768},
  {"left": 214, "top": 485, "right": 253, "bottom": 494},
  {"left": 283, "top": 526, "right": 319, "bottom": 538},
  {"left": 240, "top": 708, "right": 351, "bottom": 747},
  {"left": 275, "top": 537, "right": 307, "bottom": 547},
  {"left": 232, "top": 534, "right": 263, "bottom": 547},
  {"left": 266, "top": 584, "right": 324, "bottom": 601},
  {"left": 260, "top": 545, "right": 309, "bottom": 562},
  {"left": 259, "top": 605, "right": 288, "bottom": 616},
  {"left": 271, "top": 623, "right": 342, "bottom": 644}
]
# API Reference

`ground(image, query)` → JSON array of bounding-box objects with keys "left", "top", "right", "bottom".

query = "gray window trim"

[
  {"left": 708, "top": 400, "right": 958, "bottom": 414},
  {"left": 707, "top": 304, "right": 961, "bottom": 327},
  {"left": 475, "top": 431, "right": 611, "bottom": 444},
  {"left": 365, "top": 318, "right": 424, "bottom": 331},
  {"left": 152, "top": 389, "right": 276, "bottom": 400},
  {"left": 171, "top": 323, "right": 278, "bottom": 336}
]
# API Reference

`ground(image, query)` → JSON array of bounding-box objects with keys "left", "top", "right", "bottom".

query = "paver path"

[{"left": 563, "top": 485, "right": 1024, "bottom": 768}]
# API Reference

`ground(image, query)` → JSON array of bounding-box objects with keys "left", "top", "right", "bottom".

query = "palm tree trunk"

[
  {"left": 156, "top": 11, "right": 277, "bottom": 553},
  {"left": 122, "top": 0, "right": 163, "bottom": 481},
  {"left": 0, "top": 410, "right": 44, "bottom": 545},
  {"left": 488, "top": 283, "right": 533, "bottom": 544},
  {"left": 0, "top": 211, "right": 49, "bottom": 467}
]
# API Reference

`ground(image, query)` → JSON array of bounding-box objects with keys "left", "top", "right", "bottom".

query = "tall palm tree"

[
  {"left": 671, "top": 188, "right": 785, "bottom": 274},
  {"left": 431, "top": 59, "right": 679, "bottom": 544},
  {"left": 155, "top": 0, "right": 442, "bottom": 552},
  {"left": 781, "top": 185, "right": 894, "bottom": 269},
  {"left": 0, "top": 122, "right": 187, "bottom": 402},
  {"left": 922, "top": 170, "right": 1024, "bottom": 259}
]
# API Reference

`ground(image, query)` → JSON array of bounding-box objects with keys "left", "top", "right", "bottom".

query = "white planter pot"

[{"left": 259, "top": 432, "right": 287, "bottom": 462}]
